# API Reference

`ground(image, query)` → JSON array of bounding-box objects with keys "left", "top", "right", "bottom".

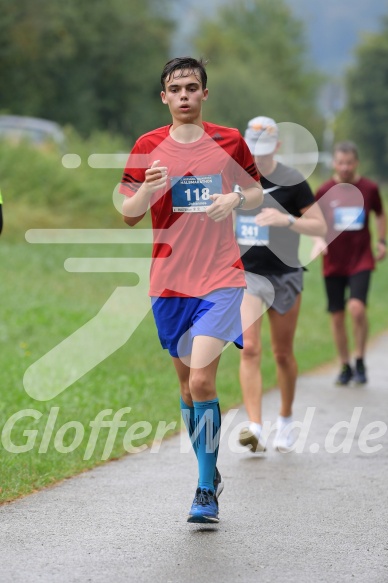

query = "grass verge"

[{"left": 0, "top": 141, "right": 387, "bottom": 503}]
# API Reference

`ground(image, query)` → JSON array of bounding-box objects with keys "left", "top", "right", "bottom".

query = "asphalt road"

[{"left": 1, "top": 334, "right": 388, "bottom": 583}]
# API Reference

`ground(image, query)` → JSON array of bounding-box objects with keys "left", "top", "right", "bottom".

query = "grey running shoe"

[
  {"left": 354, "top": 362, "right": 367, "bottom": 384},
  {"left": 238, "top": 427, "right": 266, "bottom": 452},
  {"left": 335, "top": 364, "right": 353, "bottom": 386},
  {"left": 214, "top": 467, "right": 224, "bottom": 499}
]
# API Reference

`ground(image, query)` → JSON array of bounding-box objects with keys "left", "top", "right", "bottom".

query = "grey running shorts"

[{"left": 244, "top": 269, "right": 304, "bottom": 314}]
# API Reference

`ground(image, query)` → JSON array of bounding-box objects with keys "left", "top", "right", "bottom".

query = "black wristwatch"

[{"left": 233, "top": 185, "right": 246, "bottom": 209}]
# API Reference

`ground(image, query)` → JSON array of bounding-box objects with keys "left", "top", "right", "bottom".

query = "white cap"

[{"left": 244, "top": 116, "right": 279, "bottom": 156}]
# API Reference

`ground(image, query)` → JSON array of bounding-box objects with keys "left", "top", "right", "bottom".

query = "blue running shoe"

[
  {"left": 214, "top": 467, "right": 224, "bottom": 500},
  {"left": 187, "top": 488, "right": 219, "bottom": 524}
]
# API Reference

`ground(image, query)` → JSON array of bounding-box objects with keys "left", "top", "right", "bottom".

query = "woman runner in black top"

[{"left": 236, "top": 116, "right": 326, "bottom": 452}]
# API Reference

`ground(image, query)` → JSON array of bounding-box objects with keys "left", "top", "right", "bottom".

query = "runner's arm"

[
  {"left": 375, "top": 210, "right": 387, "bottom": 261},
  {"left": 206, "top": 183, "right": 263, "bottom": 223},
  {"left": 122, "top": 160, "right": 167, "bottom": 226},
  {"left": 256, "top": 202, "right": 327, "bottom": 236},
  {"left": 288, "top": 202, "right": 327, "bottom": 236}
]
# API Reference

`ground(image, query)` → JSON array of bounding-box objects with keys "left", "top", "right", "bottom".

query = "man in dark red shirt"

[{"left": 314, "top": 141, "right": 386, "bottom": 385}]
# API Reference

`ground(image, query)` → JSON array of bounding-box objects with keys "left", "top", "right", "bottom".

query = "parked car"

[{"left": 0, "top": 115, "right": 65, "bottom": 150}]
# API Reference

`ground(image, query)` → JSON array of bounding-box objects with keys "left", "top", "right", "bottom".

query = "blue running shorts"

[{"left": 151, "top": 287, "right": 244, "bottom": 357}]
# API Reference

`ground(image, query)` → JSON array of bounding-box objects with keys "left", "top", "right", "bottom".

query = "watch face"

[{"left": 288, "top": 214, "right": 295, "bottom": 225}]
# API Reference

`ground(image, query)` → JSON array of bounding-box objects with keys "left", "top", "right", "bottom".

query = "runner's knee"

[
  {"left": 180, "top": 382, "right": 192, "bottom": 405},
  {"left": 241, "top": 338, "right": 261, "bottom": 363},
  {"left": 348, "top": 299, "right": 366, "bottom": 321},
  {"left": 331, "top": 310, "right": 345, "bottom": 326},
  {"left": 189, "top": 371, "right": 215, "bottom": 401},
  {"left": 273, "top": 348, "right": 294, "bottom": 368}
]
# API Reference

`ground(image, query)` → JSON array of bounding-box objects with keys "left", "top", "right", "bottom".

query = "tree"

[
  {"left": 193, "top": 0, "right": 322, "bottom": 138},
  {"left": 344, "top": 16, "right": 388, "bottom": 180},
  {"left": 0, "top": 0, "right": 173, "bottom": 140}
]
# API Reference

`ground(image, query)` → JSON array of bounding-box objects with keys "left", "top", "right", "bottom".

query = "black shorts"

[{"left": 324, "top": 270, "right": 372, "bottom": 313}]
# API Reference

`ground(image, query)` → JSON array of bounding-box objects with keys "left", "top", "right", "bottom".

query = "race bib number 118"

[{"left": 171, "top": 174, "right": 222, "bottom": 212}]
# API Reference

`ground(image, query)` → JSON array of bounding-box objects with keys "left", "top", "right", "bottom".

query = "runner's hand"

[
  {"left": 143, "top": 160, "right": 168, "bottom": 194},
  {"left": 310, "top": 237, "right": 328, "bottom": 259},
  {"left": 375, "top": 241, "right": 386, "bottom": 261},
  {"left": 206, "top": 192, "right": 239, "bottom": 222},
  {"left": 255, "top": 208, "right": 290, "bottom": 227}
]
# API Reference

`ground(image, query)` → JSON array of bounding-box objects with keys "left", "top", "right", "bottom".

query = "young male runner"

[
  {"left": 314, "top": 141, "right": 386, "bottom": 385},
  {"left": 120, "top": 57, "right": 262, "bottom": 523}
]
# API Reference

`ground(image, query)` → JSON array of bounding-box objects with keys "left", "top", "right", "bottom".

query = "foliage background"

[
  {"left": 0, "top": 0, "right": 322, "bottom": 141},
  {"left": 336, "top": 17, "right": 388, "bottom": 180},
  {"left": 0, "top": 0, "right": 173, "bottom": 138}
]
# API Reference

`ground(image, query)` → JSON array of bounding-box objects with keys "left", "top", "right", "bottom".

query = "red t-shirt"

[
  {"left": 119, "top": 122, "right": 260, "bottom": 297},
  {"left": 315, "top": 177, "right": 383, "bottom": 277}
]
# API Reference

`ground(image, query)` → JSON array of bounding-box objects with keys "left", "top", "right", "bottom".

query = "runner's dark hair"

[
  {"left": 334, "top": 141, "right": 359, "bottom": 160},
  {"left": 161, "top": 57, "right": 208, "bottom": 90}
]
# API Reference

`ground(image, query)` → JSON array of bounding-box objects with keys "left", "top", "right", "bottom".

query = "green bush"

[{"left": 0, "top": 127, "right": 132, "bottom": 236}]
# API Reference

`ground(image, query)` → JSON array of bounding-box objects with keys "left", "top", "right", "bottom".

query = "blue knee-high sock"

[
  {"left": 193, "top": 399, "right": 221, "bottom": 491},
  {"left": 180, "top": 397, "right": 198, "bottom": 457},
  {"left": 180, "top": 397, "right": 219, "bottom": 485}
]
